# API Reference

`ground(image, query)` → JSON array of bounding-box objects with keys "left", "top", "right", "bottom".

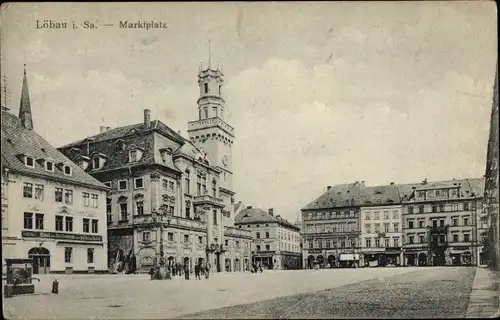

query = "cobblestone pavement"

[
  {"left": 2, "top": 267, "right": 479, "bottom": 319},
  {"left": 176, "top": 267, "right": 477, "bottom": 319}
]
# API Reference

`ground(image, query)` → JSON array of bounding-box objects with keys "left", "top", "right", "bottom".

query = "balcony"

[
  {"left": 193, "top": 194, "right": 224, "bottom": 208},
  {"left": 428, "top": 225, "right": 449, "bottom": 234},
  {"left": 133, "top": 214, "right": 207, "bottom": 231}
]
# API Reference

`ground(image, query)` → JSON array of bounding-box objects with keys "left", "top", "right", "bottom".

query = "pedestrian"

[
  {"left": 205, "top": 262, "right": 211, "bottom": 279},
  {"left": 195, "top": 263, "right": 201, "bottom": 280},
  {"left": 172, "top": 264, "right": 177, "bottom": 276},
  {"left": 184, "top": 263, "right": 190, "bottom": 280},
  {"left": 149, "top": 267, "right": 155, "bottom": 280}
]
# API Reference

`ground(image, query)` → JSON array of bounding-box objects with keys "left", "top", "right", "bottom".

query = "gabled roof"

[
  {"left": 397, "top": 178, "right": 473, "bottom": 200},
  {"left": 468, "top": 177, "right": 486, "bottom": 197},
  {"left": 356, "top": 185, "right": 401, "bottom": 207},
  {"left": 1, "top": 111, "right": 107, "bottom": 190}
]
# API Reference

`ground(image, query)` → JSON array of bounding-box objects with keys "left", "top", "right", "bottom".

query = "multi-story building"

[
  {"left": 301, "top": 178, "right": 486, "bottom": 268},
  {"left": 400, "top": 178, "right": 484, "bottom": 267},
  {"left": 58, "top": 59, "right": 252, "bottom": 273},
  {"left": 294, "top": 217, "right": 303, "bottom": 269},
  {"left": 484, "top": 65, "right": 499, "bottom": 270},
  {"left": 301, "top": 182, "right": 362, "bottom": 269},
  {"left": 235, "top": 207, "right": 301, "bottom": 270},
  {"left": 1, "top": 67, "right": 109, "bottom": 274},
  {"left": 358, "top": 184, "right": 403, "bottom": 267}
]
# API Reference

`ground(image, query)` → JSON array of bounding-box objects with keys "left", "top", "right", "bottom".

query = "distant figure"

[
  {"left": 184, "top": 264, "right": 190, "bottom": 280},
  {"left": 194, "top": 263, "right": 201, "bottom": 280},
  {"left": 172, "top": 264, "right": 177, "bottom": 276},
  {"left": 149, "top": 267, "right": 155, "bottom": 280},
  {"left": 205, "top": 262, "right": 211, "bottom": 279}
]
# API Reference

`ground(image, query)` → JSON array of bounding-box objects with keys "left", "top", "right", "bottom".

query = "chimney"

[
  {"left": 247, "top": 206, "right": 252, "bottom": 209},
  {"left": 144, "top": 109, "right": 151, "bottom": 127},
  {"left": 390, "top": 182, "right": 395, "bottom": 185},
  {"left": 268, "top": 208, "right": 274, "bottom": 216},
  {"left": 361, "top": 181, "right": 365, "bottom": 187},
  {"left": 327, "top": 186, "right": 332, "bottom": 190}
]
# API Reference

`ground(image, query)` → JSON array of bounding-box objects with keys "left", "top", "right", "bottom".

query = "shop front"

[
  {"left": 384, "top": 247, "right": 402, "bottom": 267},
  {"left": 339, "top": 253, "right": 359, "bottom": 268},
  {"left": 404, "top": 247, "right": 427, "bottom": 266},
  {"left": 253, "top": 251, "right": 274, "bottom": 269},
  {"left": 449, "top": 246, "right": 474, "bottom": 266}
]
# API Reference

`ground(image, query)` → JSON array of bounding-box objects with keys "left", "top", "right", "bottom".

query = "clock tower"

[{"left": 187, "top": 50, "right": 235, "bottom": 223}]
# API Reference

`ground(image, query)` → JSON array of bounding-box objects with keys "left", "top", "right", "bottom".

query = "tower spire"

[{"left": 19, "top": 64, "right": 34, "bottom": 130}]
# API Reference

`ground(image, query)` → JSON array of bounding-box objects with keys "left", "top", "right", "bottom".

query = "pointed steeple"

[{"left": 19, "top": 64, "right": 34, "bottom": 130}]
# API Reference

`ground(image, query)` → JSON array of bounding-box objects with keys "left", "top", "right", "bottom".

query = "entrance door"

[{"left": 28, "top": 247, "right": 50, "bottom": 274}]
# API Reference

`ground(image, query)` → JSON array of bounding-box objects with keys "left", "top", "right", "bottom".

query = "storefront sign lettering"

[{"left": 21, "top": 231, "right": 102, "bottom": 242}]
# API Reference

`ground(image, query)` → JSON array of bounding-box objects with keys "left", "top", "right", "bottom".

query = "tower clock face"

[{"left": 222, "top": 155, "right": 228, "bottom": 167}]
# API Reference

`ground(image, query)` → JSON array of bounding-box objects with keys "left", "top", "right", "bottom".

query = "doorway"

[{"left": 28, "top": 247, "right": 50, "bottom": 274}]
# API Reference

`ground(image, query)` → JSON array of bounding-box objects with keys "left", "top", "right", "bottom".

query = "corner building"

[
  {"left": 235, "top": 207, "right": 301, "bottom": 270},
  {"left": 2, "top": 68, "right": 109, "bottom": 274},
  {"left": 400, "top": 178, "right": 484, "bottom": 267},
  {"left": 58, "top": 61, "right": 252, "bottom": 273}
]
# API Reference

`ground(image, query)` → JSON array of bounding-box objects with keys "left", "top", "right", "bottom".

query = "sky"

[{"left": 1, "top": 2, "right": 497, "bottom": 223}]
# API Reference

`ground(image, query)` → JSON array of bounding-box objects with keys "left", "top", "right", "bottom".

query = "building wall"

[
  {"left": 359, "top": 205, "right": 403, "bottom": 266},
  {"left": 301, "top": 208, "right": 360, "bottom": 268},
  {"left": 2, "top": 172, "right": 108, "bottom": 272},
  {"left": 403, "top": 195, "right": 479, "bottom": 266}
]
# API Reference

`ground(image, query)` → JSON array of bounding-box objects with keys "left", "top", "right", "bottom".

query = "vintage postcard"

[{"left": 1, "top": 2, "right": 499, "bottom": 319}]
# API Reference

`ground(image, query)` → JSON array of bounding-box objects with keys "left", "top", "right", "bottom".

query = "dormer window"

[
  {"left": 129, "top": 149, "right": 143, "bottom": 163},
  {"left": 92, "top": 157, "right": 100, "bottom": 169},
  {"left": 116, "top": 139, "right": 126, "bottom": 151},
  {"left": 25, "top": 156, "right": 35, "bottom": 168},
  {"left": 45, "top": 161, "right": 54, "bottom": 172},
  {"left": 159, "top": 148, "right": 173, "bottom": 163},
  {"left": 64, "top": 165, "right": 72, "bottom": 176}
]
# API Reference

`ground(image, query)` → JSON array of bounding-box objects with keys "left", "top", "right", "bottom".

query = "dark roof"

[
  {"left": 1, "top": 111, "right": 107, "bottom": 190},
  {"left": 57, "top": 120, "right": 205, "bottom": 174},
  {"left": 302, "top": 183, "right": 361, "bottom": 210},
  {"left": 235, "top": 207, "right": 299, "bottom": 231},
  {"left": 303, "top": 178, "right": 484, "bottom": 211},
  {"left": 60, "top": 120, "right": 184, "bottom": 149},
  {"left": 356, "top": 185, "right": 401, "bottom": 206}
]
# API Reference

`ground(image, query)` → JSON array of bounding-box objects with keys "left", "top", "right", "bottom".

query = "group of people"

[
  {"left": 250, "top": 261, "right": 264, "bottom": 273},
  {"left": 150, "top": 261, "right": 212, "bottom": 280}
]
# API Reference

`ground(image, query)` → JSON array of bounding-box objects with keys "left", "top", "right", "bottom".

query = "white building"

[{"left": 1, "top": 67, "right": 109, "bottom": 274}]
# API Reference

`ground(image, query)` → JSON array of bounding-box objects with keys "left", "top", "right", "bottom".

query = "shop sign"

[
  {"left": 452, "top": 247, "right": 468, "bottom": 251},
  {"left": 21, "top": 231, "right": 102, "bottom": 242},
  {"left": 308, "top": 249, "right": 323, "bottom": 254},
  {"left": 404, "top": 248, "right": 422, "bottom": 252}
]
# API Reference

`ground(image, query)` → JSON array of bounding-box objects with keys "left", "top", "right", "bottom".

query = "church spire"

[{"left": 19, "top": 64, "right": 34, "bottom": 130}]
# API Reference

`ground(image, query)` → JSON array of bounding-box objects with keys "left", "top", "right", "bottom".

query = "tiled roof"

[
  {"left": 356, "top": 185, "right": 401, "bottom": 207},
  {"left": 302, "top": 183, "right": 361, "bottom": 210},
  {"left": 235, "top": 207, "right": 300, "bottom": 231},
  {"left": 60, "top": 120, "right": 184, "bottom": 149},
  {"left": 1, "top": 111, "right": 107, "bottom": 190},
  {"left": 58, "top": 119, "right": 214, "bottom": 175},
  {"left": 303, "top": 178, "right": 484, "bottom": 211}
]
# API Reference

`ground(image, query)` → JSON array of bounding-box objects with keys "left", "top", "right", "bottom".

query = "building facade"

[
  {"left": 301, "top": 183, "right": 362, "bottom": 269},
  {"left": 235, "top": 207, "right": 301, "bottom": 270},
  {"left": 301, "top": 178, "right": 485, "bottom": 268},
  {"left": 400, "top": 179, "right": 484, "bottom": 267},
  {"left": 358, "top": 184, "right": 403, "bottom": 267},
  {"left": 58, "top": 61, "right": 252, "bottom": 273},
  {"left": 1, "top": 68, "right": 109, "bottom": 274}
]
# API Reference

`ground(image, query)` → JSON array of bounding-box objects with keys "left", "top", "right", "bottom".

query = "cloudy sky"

[{"left": 1, "top": 2, "right": 497, "bottom": 223}]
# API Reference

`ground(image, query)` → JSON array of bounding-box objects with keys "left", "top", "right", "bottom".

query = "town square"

[{"left": 1, "top": 2, "right": 499, "bottom": 319}]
